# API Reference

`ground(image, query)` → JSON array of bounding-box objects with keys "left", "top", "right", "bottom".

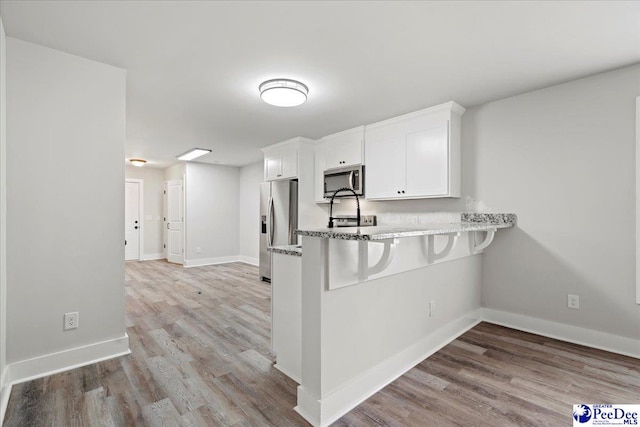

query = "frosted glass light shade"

[
  {"left": 177, "top": 148, "right": 212, "bottom": 161},
  {"left": 129, "top": 159, "right": 146, "bottom": 167},
  {"left": 259, "top": 79, "right": 308, "bottom": 107}
]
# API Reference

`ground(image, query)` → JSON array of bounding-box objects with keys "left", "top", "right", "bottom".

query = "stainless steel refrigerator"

[{"left": 260, "top": 180, "right": 298, "bottom": 281}]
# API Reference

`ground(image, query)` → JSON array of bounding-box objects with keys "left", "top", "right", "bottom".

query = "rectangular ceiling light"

[{"left": 177, "top": 148, "right": 212, "bottom": 161}]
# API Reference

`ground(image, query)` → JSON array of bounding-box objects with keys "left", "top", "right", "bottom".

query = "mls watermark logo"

[
  {"left": 573, "top": 404, "right": 639, "bottom": 426},
  {"left": 574, "top": 405, "right": 593, "bottom": 424}
]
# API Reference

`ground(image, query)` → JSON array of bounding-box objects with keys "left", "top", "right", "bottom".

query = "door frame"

[
  {"left": 125, "top": 178, "right": 144, "bottom": 261},
  {"left": 163, "top": 179, "right": 184, "bottom": 265}
]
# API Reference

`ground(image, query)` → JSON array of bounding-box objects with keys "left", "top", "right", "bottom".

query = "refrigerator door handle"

[{"left": 267, "top": 196, "right": 274, "bottom": 246}]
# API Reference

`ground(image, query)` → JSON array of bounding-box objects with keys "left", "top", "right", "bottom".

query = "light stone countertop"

[
  {"left": 295, "top": 213, "right": 516, "bottom": 241},
  {"left": 268, "top": 245, "right": 302, "bottom": 256}
]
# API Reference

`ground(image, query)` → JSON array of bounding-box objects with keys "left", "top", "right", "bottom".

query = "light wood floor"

[{"left": 4, "top": 260, "right": 639, "bottom": 426}]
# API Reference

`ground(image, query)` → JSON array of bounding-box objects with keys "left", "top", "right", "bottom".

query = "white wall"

[
  {"left": 6, "top": 39, "right": 128, "bottom": 369},
  {"left": 184, "top": 162, "right": 240, "bottom": 265},
  {"left": 164, "top": 163, "right": 185, "bottom": 182},
  {"left": 238, "top": 161, "right": 263, "bottom": 265},
  {"left": 0, "top": 18, "right": 8, "bottom": 415},
  {"left": 125, "top": 165, "right": 164, "bottom": 258},
  {"left": 466, "top": 64, "right": 640, "bottom": 341}
]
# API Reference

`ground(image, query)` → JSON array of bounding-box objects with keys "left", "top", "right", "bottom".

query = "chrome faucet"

[{"left": 328, "top": 187, "right": 361, "bottom": 228}]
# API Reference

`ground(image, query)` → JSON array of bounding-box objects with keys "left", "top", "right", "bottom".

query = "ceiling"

[{"left": 1, "top": 1, "right": 638, "bottom": 168}]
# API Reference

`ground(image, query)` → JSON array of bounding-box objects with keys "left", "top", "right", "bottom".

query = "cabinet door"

[
  {"left": 265, "top": 156, "right": 282, "bottom": 181},
  {"left": 364, "top": 135, "right": 405, "bottom": 199},
  {"left": 324, "top": 135, "right": 363, "bottom": 169},
  {"left": 405, "top": 122, "right": 449, "bottom": 197},
  {"left": 321, "top": 127, "right": 364, "bottom": 170},
  {"left": 280, "top": 150, "right": 298, "bottom": 179}
]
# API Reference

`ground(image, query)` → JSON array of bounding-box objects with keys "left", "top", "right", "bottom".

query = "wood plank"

[{"left": 4, "top": 260, "right": 638, "bottom": 427}]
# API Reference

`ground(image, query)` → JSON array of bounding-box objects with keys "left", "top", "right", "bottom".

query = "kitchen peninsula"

[{"left": 280, "top": 213, "right": 516, "bottom": 427}]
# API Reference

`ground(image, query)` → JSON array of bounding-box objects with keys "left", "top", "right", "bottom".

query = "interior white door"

[
  {"left": 125, "top": 181, "right": 141, "bottom": 261},
  {"left": 165, "top": 180, "right": 183, "bottom": 264}
]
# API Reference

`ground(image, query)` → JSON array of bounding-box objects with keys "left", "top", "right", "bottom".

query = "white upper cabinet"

[
  {"left": 314, "top": 126, "right": 364, "bottom": 202},
  {"left": 263, "top": 141, "right": 303, "bottom": 181},
  {"left": 364, "top": 101, "right": 464, "bottom": 200},
  {"left": 322, "top": 126, "right": 364, "bottom": 169}
]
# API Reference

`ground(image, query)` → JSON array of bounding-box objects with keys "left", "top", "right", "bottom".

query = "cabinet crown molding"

[
  {"left": 316, "top": 125, "right": 365, "bottom": 145},
  {"left": 365, "top": 101, "right": 465, "bottom": 131},
  {"left": 261, "top": 136, "right": 314, "bottom": 153}
]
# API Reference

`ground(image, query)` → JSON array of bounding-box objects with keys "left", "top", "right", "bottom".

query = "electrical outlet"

[
  {"left": 409, "top": 215, "right": 418, "bottom": 225},
  {"left": 429, "top": 301, "right": 435, "bottom": 317},
  {"left": 196, "top": 246, "right": 201, "bottom": 254},
  {"left": 64, "top": 312, "right": 79, "bottom": 330},
  {"left": 568, "top": 294, "right": 579, "bottom": 309}
]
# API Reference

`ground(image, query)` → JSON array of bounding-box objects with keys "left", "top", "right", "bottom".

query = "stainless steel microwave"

[{"left": 323, "top": 165, "right": 364, "bottom": 198}]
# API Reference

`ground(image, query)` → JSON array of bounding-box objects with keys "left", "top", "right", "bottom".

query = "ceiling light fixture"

[
  {"left": 177, "top": 148, "right": 212, "bottom": 161},
  {"left": 129, "top": 158, "right": 147, "bottom": 167},
  {"left": 259, "top": 79, "right": 308, "bottom": 107}
]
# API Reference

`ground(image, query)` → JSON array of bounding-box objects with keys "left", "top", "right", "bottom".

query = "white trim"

[
  {"left": 125, "top": 178, "right": 144, "bottom": 261},
  {"left": 295, "top": 311, "right": 481, "bottom": 427},
  {"left": 481, "top": 308, "right": 640, "bottom": 359},
  {"left": 274, "top": 363, "right": 301, "bottom": 384},
  {"left": 0, "top": 366, "right": 9, "bottom": 427},
  {"left": 364, "top": 101, "right": 465, "bottom": 130},
  {"left": 142, "top": 253, "right": 164, "bottom": 261},
  {"left": 183, "top": 256, "right": 242, "bottom": 268},
  {"left": 636, "top": 96, "right": 640, "bottom": 304},
  {"left": 0, "top": 383, "right": 10, "bottom": 427},
  {"left": 181, "top": 174, "right": 186, "bottom": 266},
  {"left": 238, "top": 256, "right": 259, "bottom": 266},
  {"left": 0, "top": 366, "right": 6, "bottom": 388},
  {"left": 7, "top": 334, "right": 130, "bottom": 385},
  {"left": 164, "top": 178, "right": 185, "bottom": 265},
  {"left": 183, "top": 255, "right": 260, "bottom": 268},
  {"left": 261, "top": 136, "right": 314, "bottom": 153},
  {"left": 317, "top": 125, "right": 364, "bottom": 144}
]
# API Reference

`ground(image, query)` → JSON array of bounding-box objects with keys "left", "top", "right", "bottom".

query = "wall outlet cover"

[{"left": 64, "top": 312, "right": 79, "bottom": 330}]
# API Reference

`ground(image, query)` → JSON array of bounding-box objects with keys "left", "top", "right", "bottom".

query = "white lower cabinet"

[
  {"left": 364, "top": 101, "right": 465, "bottom": 200},
  {"left": 271, "top": 253, "right": 301, "bottom": 382}
]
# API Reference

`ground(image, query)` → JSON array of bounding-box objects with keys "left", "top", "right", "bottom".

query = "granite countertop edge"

[
  {"left": 295, "top": 213, "right": 517, "bottom": 241},
  {"left": 268, "top": 245, "right": 302, "bottom": 256}
]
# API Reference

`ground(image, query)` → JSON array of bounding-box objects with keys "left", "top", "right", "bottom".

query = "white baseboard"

[
  {"left": 183, "top": 256, "right": 242, "bottom": 268},
  {"left": 180, "top": 255, "right": 260, "bottom": 268},
  {"left": 142, "top": 253, "right": 164, "bottom": 261},
  {"left": 274, "top": 363, "right": 301, "bottom": 384},
  {"left": 295, "top": 311, "right": 482, "bottom": 427},
  {"left": 7, "top": 334, "right": 130, "bottom": 385},
  {"left": 0, "top": 367, "right": 10, "bottom": 427},
  {"left": 481, "top": 308, "right": 640, "bottom": 359},
  {"left": 238, "top": 256, "right": 259, "bottom": 266}
]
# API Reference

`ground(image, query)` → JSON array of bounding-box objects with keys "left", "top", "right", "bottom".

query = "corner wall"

[
  {"left": 466, "top": 64, "right": 640, "bottom": 344},
  {"left": 125, "top": 165, "right": 164, "bottom": 259},
  {"left": 238, "top": 161, "right": 263, "bottom": 265},
  {"left": 184, "top": 162, "right": 240, "bottom": 266},
  {"left": 5, "top": 38, "right": 129, "bottom": 380},
  {"left": 0, "top": 18, "right": 9, "bottom": 424}
]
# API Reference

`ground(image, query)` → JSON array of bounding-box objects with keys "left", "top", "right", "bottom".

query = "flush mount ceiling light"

[
  {"left": 177, "top": 148, "right": 212, "bottom": 161},
  {"left": 259, "top": 79, "right": 308, "bottom": 107},
  {"left": 129, "top": 158, "right": 147, "bottom": 167}
]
